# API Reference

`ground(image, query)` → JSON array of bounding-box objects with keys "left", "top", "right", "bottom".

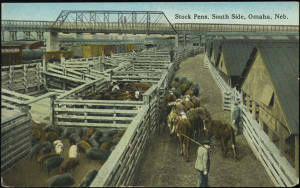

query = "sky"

[{"left": 1, "top": 2, "right": 299, "bottom": 25}]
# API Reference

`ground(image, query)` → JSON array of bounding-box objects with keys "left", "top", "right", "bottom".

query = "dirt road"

[{"left": 133, "top": 53, "right": 273, "bottom": 187}]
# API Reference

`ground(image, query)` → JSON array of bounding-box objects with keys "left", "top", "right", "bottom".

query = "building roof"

[
  {"left": 212, "top": 40, "right": 222, "bottom": 61},
  {"left": 258, "top": 44, "right": 299, "bottom": 135},
  {"left": 220, "top": 39, "right": 299, "bottom": 77},
  {"left": 205, "top": 39, "right": 213, "bottom": 56},
  {"left": 221, "top": 42, "right": 255, "bottom": 76}
]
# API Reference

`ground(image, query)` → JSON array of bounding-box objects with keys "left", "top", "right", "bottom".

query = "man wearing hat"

[
  {"left": 195, "top": 140, "right": 211, "bottom": 187},
  {"left": 232, "top": 101, "right": 241, "bottom": 135}
]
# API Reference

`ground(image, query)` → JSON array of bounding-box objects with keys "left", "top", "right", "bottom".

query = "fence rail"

[
  {"left": 1, "top": 63, "right": 43, "bottom": 93},
  {"left": 241, "top": 105, "right": 298, "bottom": 187},
  {"left": 1, "top": 109, "right": 32, "bottom": 173},
  {"left": 206, "top": 54, "right": 235, "bottom": 111},
  {"left": 1, "top": 47, "right": 201, "bottom": 185},
  {"left": 90, "top": 47, "right": 199, "bottom": 186},
  {"left": 206, "top": 53, "right": 298, "bottom": 187}
]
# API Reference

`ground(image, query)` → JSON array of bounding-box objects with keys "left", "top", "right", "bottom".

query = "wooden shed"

[
  {"left": 217, "top": 39, "right": 299, "bottom": 90},
  {"left": 217, "top": 41, "right": 254, "bottom": 89},
  {"left": 241, "top": 43, "right": 299, "bottom": 175},
  {"left": 205, "top": 39, "right": 213, "bottom": 58},
  {"left": 210, "top": 40, "right": 222, "bottom": 66}
]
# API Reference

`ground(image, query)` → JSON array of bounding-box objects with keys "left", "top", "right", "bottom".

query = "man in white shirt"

[{"left": 195, "top": 140, "right": 211, "bottom": 187}]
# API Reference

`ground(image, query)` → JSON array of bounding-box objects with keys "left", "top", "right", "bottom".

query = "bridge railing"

[
  {"left": 174, "top": 23, "right": 299, "bottom": 32},
  {"left": 2, "top": 19, "right": 299, "bottom": 33}
]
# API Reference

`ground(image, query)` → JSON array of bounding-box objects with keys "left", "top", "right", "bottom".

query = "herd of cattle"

[
  {"left": 165, "top": 77, "right": 237, "bottom": 162},
  {"left": 30, "top": 124, "right": 125, "bottom": 187},
  {"left": 83, "top": 82, "right": 152, "bottom": 101},
  {"left": 13, "top": 76, "right": 237, "bottom": 186}
]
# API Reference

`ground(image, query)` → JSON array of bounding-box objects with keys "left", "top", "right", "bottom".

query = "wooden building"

[
  {"left": 217, "top": 41, "right": 254, "bottom": 90},
  {"left": 217, "top": 40, "right": 299, "bottom": 90},
  {"left": 2, "top": 40, "right": 43, "bottom": 50},
  {"left": 205, "top": 39, "right": 213, "bottom": 59},
  {"left": 1, "top": 45, "right": 23, "bottom": 66},
  {"left": 241, "top": 44, "right": 299, "bottom": 175},
  {"left": 210, "top": 40, "right": 222, "bottom": 66}
]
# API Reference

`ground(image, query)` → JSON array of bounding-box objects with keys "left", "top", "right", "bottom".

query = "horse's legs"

[
  {"left": 220, "top": 137, "right": 226, "bottom": 158},
  {"left": 231, "top": 130, "right": 237, "bottom": 160},
  {"left": 186, "top": 139, "right": 190, "bottom": 162},
  {"left": 224, "top": 139, "right": 228, "bottom": 158},
  {"left": 178, "top": 135, "right": 183, "bottom": 156}
]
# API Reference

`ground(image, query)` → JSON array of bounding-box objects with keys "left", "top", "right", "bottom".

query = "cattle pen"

[
  {"left": 1, "top": 47, "right": 201, "bottom": 187},
  {"left": 2, "top": 41, "right": 299, "bottom": 187}
]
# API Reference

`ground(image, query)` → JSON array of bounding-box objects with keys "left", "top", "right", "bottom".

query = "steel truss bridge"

[{"left": 2, "top": 10, "right": 299, "bottom": 34}]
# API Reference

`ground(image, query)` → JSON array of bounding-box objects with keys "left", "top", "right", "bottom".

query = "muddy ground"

[{"left": 133, "top": 53, "right": 274, "bottom": 187}]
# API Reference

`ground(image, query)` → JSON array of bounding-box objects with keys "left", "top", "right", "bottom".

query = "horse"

[
  {"left": 204, "top": 119, "right": 237, "bottom": 159},
  {"left": 175, "top": 118, "right": 193, "bottom": 162}
]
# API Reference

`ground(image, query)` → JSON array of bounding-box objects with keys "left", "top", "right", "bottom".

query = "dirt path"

[{"left": 133, "top": 53, "right": 274, "bottom": 187}]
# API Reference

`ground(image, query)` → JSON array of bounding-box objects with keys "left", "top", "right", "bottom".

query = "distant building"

[
  {"left": 1, "top": 45, "right": 23, "bottom": 66},
  {"left": 2, "top": 40, "right": 43, "bottom": 50}
]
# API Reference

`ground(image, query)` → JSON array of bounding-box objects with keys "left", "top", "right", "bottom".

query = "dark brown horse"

[{"left": 204, "top": 119, "right": 237, "bottom": 159}]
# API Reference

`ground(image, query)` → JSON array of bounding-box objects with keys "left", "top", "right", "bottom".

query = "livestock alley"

[{"left": 1, "top": 7, "right": 299, "bottom": 188}]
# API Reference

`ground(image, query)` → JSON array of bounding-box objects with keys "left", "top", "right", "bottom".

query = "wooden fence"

[
  {"left": 241, "top": 105, "right": 298, "bottom": 187},
  {"left": 90, "top": 77, "right": 164, "bottom": 187},
  {"left": 207, "top": 52, "right": 298, "bottom": 186},
  {"left": 53, "top": 99, "right": 142, "bottom": 128},
  {"left": 206, "top": 54, "right": 232, "bottom": 110},
  {"left": 1, "top": 88, "right": 57, "bottom": 111},
  {"left": 1, "top": 109, "right": 32, "bottom": 173},
  {"left": 1, "top": 63, "right": 43, "bottom": 94},
  {"left": 206, "top": 52, "right": 298, "bottom": 186},
  {"left": 89, "top": 48, "right": 193, "bottom": 186},
  {"left": 0, "top": 48, "right": 198, "bottom": 185}
]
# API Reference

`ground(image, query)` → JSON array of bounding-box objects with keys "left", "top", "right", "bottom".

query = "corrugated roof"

[
  {"left": 221, "top": 42, "right": 255, "bottom": 76},
  {"left": 259, "top": 44, "right": 299, "bottom": 135}
]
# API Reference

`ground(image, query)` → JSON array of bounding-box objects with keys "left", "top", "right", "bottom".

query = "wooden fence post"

[
  {"left": 108, "top": 70, "right": 112, "bottom": 82},
  {"left": 36, "top": 63, "right": 41, "bottom": 91},
  {"left": 42, "top": 54, "right": 48, "bottom": 90},
  {"left": 50, "top": 95, "right": 56, "bottom": 126},
  {"left": 24, "top": 64, "right": 28, "bottom": 93},
  {"left": 60, "top": 54, "right": 65, "bottom": 64},
  {"left": 143, "top": 95, "right": 150, "bottom": 105},
  {"left": 9, "top": 66, "right": 14, "bottom": 90},
  {"left": 19, "top": 104, "right": 31, "bottom": 118}
]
